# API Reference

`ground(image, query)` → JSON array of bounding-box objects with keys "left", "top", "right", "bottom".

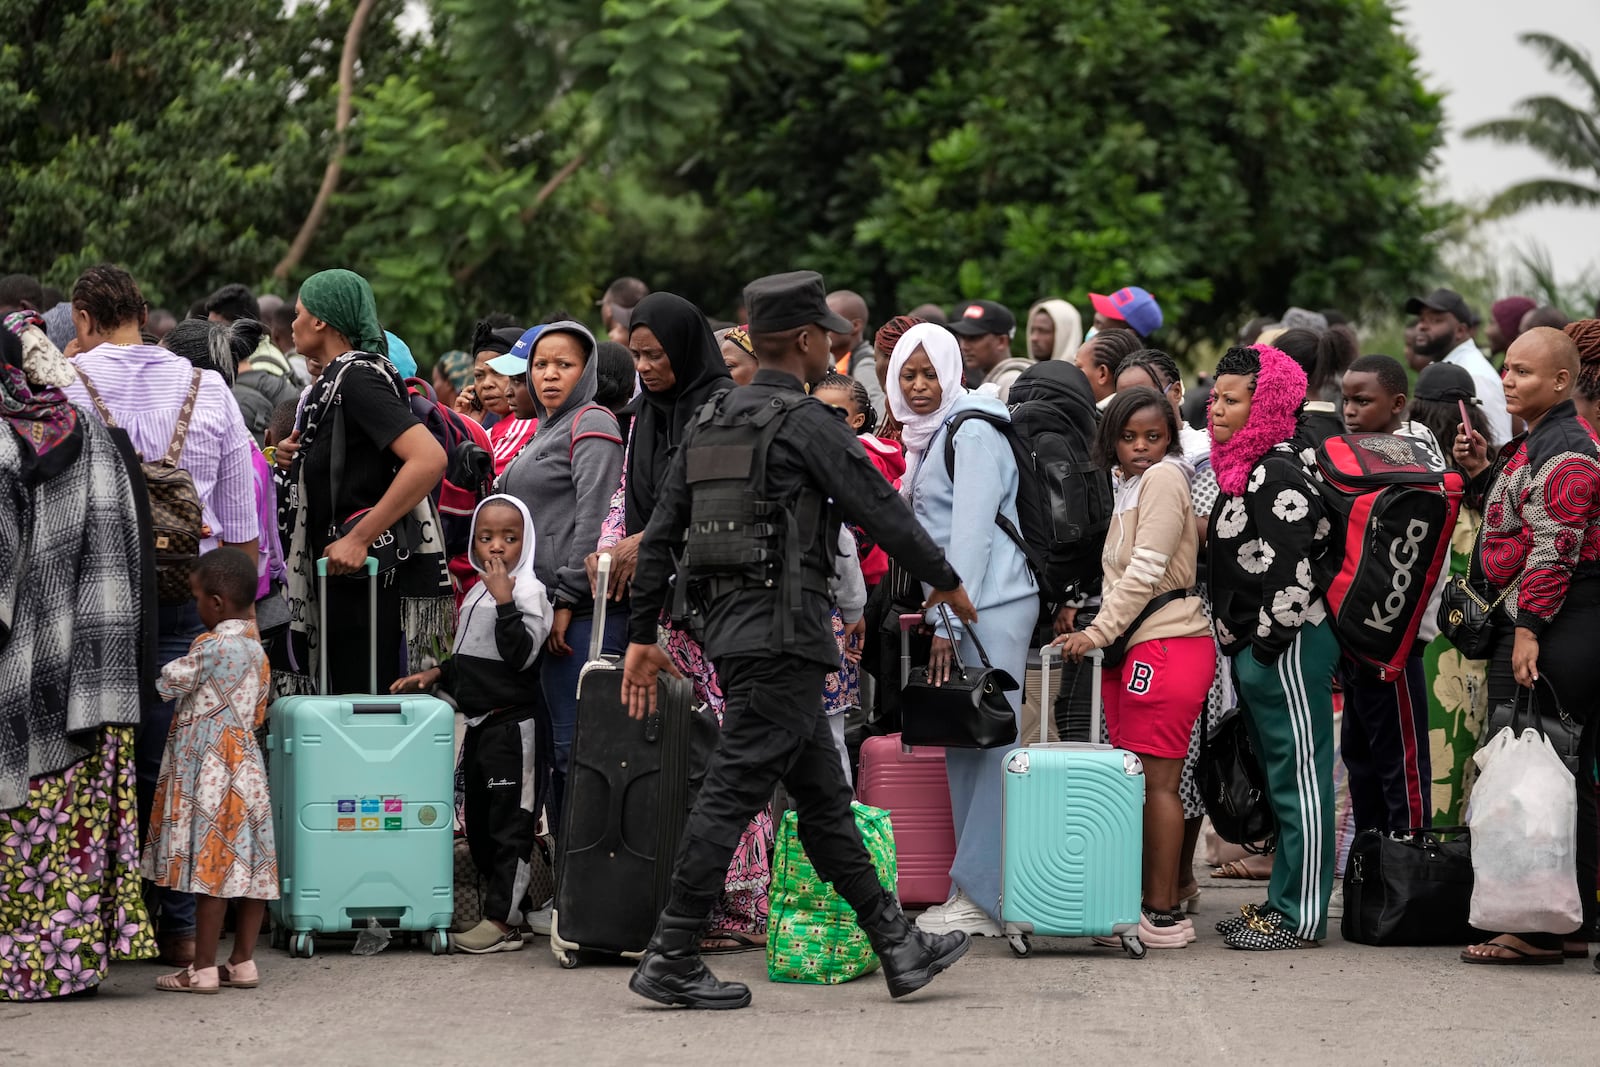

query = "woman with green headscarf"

[{"left": 276, "top": 268, "right": 452, "bottom": 694}]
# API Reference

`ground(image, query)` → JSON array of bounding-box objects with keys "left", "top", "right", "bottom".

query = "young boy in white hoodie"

[{"left": 393, "top": 495, "right": 550, "bottom": 954}]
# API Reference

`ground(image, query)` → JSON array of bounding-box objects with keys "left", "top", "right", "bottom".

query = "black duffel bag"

[
  {"left": 1198, "top": 705, "right": 1277, "bottom": 851},
  {"left": 1341, "top": 827, "right": 1477, "bottom": 946}
]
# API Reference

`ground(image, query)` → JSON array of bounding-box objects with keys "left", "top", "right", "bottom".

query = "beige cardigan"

[{"left": 1082, "top": 456, "right": 1210, "bottom": 650}]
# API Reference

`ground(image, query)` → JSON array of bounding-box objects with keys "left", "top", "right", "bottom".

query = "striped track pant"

[{"left": 1234, "top": 619, "right": 1340, "bottom": 941}]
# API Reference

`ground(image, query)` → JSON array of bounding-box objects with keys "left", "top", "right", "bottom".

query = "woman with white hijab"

[{"left": 888, "top": 322, "right": 1037, "bottom": 938}]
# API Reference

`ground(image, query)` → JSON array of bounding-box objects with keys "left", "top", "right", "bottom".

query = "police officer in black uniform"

[{"left": 621, "top": 271, "right": 979, "bottom": 1010}]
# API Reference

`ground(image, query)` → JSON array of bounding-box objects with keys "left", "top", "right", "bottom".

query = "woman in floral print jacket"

[
  {"left": 1455, "top": 325, "right": 1600, "bottom": 965},
  {"left": 1206, "top": 343, "right": 1338, "bottom": 951}
]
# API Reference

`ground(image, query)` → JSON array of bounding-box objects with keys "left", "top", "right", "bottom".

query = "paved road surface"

[{"left": 4, "top": 874, "right": 1597, "bottom": 1065}]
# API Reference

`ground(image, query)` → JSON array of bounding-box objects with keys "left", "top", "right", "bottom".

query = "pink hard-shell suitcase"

[
  {"left": 854, "top": 612, "right": 957, "bottom": 908},
  {"left": 857, "top": 735, "right": 955, "bottom": 907}
]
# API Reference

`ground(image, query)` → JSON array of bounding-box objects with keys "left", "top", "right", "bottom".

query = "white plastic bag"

[{"left": 1467, "top": 724, "right": 1582, "bottom": 933}]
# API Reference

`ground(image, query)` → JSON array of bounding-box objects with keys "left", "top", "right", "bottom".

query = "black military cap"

[
  {"left": 1404, "top": 287, "right": 1475, "bottom": 324},
  {"left": 744, "top": 271, "right": 853, "bottom": 334}
]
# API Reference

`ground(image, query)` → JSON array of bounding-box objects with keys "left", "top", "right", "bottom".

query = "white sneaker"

[
  {"left": 914, "top": 889, "right": 961, "bottom": 925},
  {"left": 914, "top": 889, "right": 1002, "bottom": 937},
  {"left": 1327, "top": 881, "right": 1344, "bottom": 920},
  {"left": 525, "top": 902, "right": 553, "bottom": 937}
]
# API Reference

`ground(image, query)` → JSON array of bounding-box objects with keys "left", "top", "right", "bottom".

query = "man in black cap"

[
  {"left": 621, "top": 269, "right": 978, "bottom": 1010},
  {"left": 1405, "top": 287, "right": 1509, "bottom": 446},
  {"left": 948, "top": 298, "right": 1031, "bottom": 400}
]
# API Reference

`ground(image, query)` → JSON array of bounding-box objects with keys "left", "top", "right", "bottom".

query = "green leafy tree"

[
  {"left": 320, "top": 0, "right": 861, "bottom": 352},
  {"left": 0, "top": 0, "right": 415, "bottom": 307},
  {"left": 1466, "top": 32, "right": 1600, "bottom": 216},
  {"left": 649, "top": 0, "right": 1447, "bottom": 346}
]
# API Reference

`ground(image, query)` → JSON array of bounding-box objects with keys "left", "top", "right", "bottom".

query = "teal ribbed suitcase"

[
  {"left": 1000, "top": 646, "right": 1146, "bottom": 958},
  {"left": 267, "top": 560, "right": 455, "bottom": 959}
]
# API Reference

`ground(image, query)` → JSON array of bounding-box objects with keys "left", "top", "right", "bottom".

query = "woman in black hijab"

[
  {"left": 622, "top": 291, "right": 733, "bottom": 539},
  {"left": 590, "top": 292, "right": 770, "bottom": 951}
]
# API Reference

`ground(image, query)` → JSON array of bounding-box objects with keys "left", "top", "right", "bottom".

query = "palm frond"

[
  {"left": 1519, "top": 32, "right": 1600, "bottom": 110},
  {"left": 1465, "top": 112, "right": 1600, "bottom": 176},
  {"left": 1484, "top": 178, "right": 1600, "bottom": 217}
]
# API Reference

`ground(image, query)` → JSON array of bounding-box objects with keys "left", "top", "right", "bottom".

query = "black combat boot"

[
  {"left": 859, "top": 891, "right": 972, "bottom": 999},
  {"left": 628, "top": 909, "right": 752, "bottom": 1010}
]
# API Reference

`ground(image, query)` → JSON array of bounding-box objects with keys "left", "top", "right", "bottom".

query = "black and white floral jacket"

[{"left": 1208, "top": 440, "right": 1334, "bottom": 663}]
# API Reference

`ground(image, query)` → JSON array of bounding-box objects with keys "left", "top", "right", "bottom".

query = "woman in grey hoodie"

[{"left": 495, "top": 320, "right": 625, "bottom": 831}]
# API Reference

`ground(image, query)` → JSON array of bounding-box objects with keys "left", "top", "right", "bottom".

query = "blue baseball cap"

[
  {"left": 486, "top": 324, "right": 544, "bottom": 376},
  {"left": 1089, "top": 286, "right": 1163, "bottom": 338}
]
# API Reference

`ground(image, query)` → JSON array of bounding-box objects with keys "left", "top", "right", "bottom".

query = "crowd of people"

[{"left": 3, "top": 257, "right": 1600, "bottom": 1004}]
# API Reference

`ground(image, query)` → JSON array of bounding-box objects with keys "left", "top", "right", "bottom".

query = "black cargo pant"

[
  {"left": 668, "top": 654, "right": 883, "bottom": 920},
  {"left": 463, "top": 707, "right": 543, "bottom": 926}
]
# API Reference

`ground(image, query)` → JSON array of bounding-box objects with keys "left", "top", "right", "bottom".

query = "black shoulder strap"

[{"left": 941, "top": 409, "right": 1011, "bottom": 479}]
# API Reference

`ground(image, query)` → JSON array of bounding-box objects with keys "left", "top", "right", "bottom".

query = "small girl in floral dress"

[{"left": 141, "top": 548, "right": 279, "bottom": 993}]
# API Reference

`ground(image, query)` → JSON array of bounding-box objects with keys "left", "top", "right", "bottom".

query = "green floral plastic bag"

[{"left": 766, "top": 802, "right": 898, "bottom": 985}]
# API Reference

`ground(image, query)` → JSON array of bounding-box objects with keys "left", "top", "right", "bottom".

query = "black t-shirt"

[{"left": 304, "top": 362, "right": 420, "bottom": 555}]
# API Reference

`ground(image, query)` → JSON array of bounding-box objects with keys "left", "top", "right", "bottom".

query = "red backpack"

[{"left": 1310, "top": 434, "right": 1465, "bottom": 680}]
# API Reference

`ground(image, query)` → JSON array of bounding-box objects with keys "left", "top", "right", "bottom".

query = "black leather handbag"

[
  {"left": 1437, "top": 534, "right": 1517, "bottom": 660},
  {"left": 900, "top": 607, "right": 1020, "bottom": 750},
  {"left": 1482, "top": 675, "right": 1583, "bottom": 775},
  {"left": 1341, "top": 827, "right": 1476, "bottom": 946},
  {"left": 1198, "top": 705, "right": 1277, "bottom": 850}
]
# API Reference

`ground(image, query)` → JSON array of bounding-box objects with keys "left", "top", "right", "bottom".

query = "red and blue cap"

[{"left": 1089, "top": 286, "right": 1163, "bottom": 338}]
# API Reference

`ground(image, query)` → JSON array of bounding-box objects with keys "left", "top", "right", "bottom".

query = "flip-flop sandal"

[
  {"left": 219, "top": 961, "right": 260, "bottom": 988},
  {"left": 1212, "top": 859, "right": 1271, "bottom": 880},
  {"left": 1460, "top": 942, "right": 1564, "bottom": 966},
  {"left": 700, "top": 930, "right": 766, "bottom": 955},
  {"left": 157, "top": 965, "right": 220, "bottom": 993}
]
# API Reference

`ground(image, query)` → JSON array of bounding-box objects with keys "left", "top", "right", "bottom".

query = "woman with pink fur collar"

[{"left": 1205, "top": 344, "right": 1339, "bottom": 951}]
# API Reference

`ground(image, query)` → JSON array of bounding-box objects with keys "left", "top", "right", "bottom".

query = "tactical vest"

[{"left": 677, "top": 392, "right": 831, "bottom": 643}]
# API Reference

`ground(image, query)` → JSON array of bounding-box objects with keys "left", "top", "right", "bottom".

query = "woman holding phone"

[{"left": 1452, "top": 326, "right": 1600, "bottom": 965}]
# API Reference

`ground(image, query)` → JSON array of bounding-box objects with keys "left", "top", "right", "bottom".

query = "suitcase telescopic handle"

[
  {"left": 899, "top": 613, "right": 923, "bottom": 754},
  {"left": 590, "top": 553, "right": 612, "bottom": 661},
  {"left": 1039, "top": 643, "right": 1104, "bottom": 745},
  {"left": 316, "top": 556, "right": 380, "bottom": 694}
]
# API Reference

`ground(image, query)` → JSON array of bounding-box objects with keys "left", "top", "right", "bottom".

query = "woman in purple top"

[{"left": 61, "top": 265, "right": 260, "bottom": 967}]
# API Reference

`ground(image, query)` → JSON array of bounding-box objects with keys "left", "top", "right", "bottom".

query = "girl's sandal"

[
  {"left": 157, "top": 965, "right": 220, "bottom": 994},
  {"left": 219, "top": 960, "right": 260, "bottom": 989}
]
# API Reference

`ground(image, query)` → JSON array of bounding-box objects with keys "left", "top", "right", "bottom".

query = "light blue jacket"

[{"left": 908, "top": 393, "right": 1036, "bottom": 642}]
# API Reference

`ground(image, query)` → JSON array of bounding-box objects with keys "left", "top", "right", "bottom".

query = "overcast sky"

[{"left": 1402, "top": 0, "right": 1600, "bottom": 281}]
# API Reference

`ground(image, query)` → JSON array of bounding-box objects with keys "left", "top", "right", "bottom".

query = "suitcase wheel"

[
  {"left": 290, "top": 932, "right": 316, "bottom": 959},
  {"left": 556, "top": 950, "right": 578, "bottom": 969},
  {"left": 429, "top": 929, "right": 450, "bottom": 956},
  {"left": 1007, "top": 933, "right": 1030, "bottom": 958},
  {"left": 269, "top": 921, "right": 288, "bottom": 952},
  {"left": 1121, "top": 934, "right": 1146, "bottom": 960}
]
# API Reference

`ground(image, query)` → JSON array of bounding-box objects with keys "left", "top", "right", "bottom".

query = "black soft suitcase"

[{"left": 549, "top": 553, "right": 718, "bottom": 967}]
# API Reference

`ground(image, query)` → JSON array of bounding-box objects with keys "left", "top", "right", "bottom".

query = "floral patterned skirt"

[
  {"left": 1424, "top": 640, "right": 1488, "bottom": 826},
  {"left": 1, "top": 726, "right": 157, "bottom": 1001},
  {"left": 664, "top": 623, "right": 773, "bottom": 935}
]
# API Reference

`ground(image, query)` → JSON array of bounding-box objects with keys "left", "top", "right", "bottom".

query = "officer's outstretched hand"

[
  {"left": 923, "top": 584, "right": 978, "bottom": 627},
  {"left": 621, "top": 642, "right": 683, "bottom": 720}
]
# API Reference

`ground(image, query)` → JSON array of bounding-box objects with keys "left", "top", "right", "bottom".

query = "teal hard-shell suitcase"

[
  {"left": 1000, "top": 645, "right": 1146, "bottom": 958},
  {"left": 267, "top": 559, "right": 455, "bottom": 959}
]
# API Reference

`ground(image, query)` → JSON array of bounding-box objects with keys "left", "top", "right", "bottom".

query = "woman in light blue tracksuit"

[{"left": 886, "top": 322, "right": 1037, "bottom": 937}]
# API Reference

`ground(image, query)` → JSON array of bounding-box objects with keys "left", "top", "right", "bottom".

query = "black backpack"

[
  {"left": 233, "top": 367, "right": 300, "bottom": 446},
  {"left": 942, "top": 361, "right": 1110, "bottom": 604}
]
